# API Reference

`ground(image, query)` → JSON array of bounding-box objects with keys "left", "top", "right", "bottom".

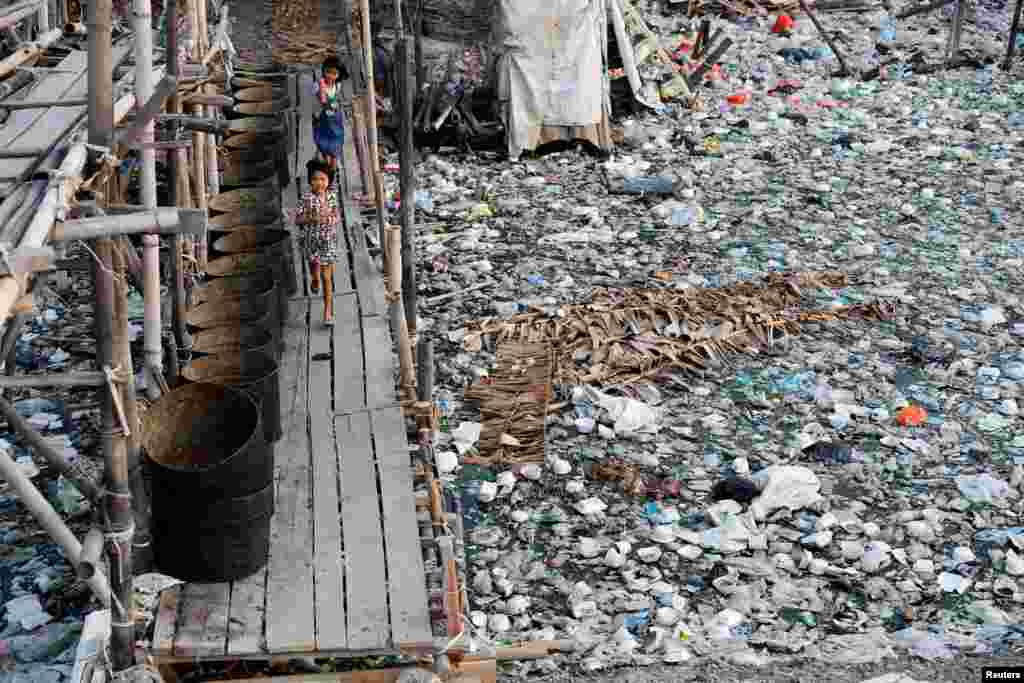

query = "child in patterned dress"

[{"left": 298, "top": 159, "right": 340, "bottom": 326}]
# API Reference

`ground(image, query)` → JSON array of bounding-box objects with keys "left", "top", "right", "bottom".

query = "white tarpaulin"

[{"left": 496, "top": 0, "right": 611, "bottom": 158}]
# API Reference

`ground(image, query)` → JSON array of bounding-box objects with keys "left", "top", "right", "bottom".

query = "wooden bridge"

[{"left": 149, "top": 69, "right": 435, "bottom": 664}]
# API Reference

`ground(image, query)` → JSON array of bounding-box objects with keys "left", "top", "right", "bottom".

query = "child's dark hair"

[
  {"left": 306, "top": 158, "right": 334, "bottom": 184},
  {"left": 322, "top": 56, "right": 348, "bottom": 80}
]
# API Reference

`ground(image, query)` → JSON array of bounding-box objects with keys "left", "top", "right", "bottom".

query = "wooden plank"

[
  {"left": 0, "top": 52, "right": 89, "bottom": 149},
  {"left": 265, "top": 298, "right": 317, "bottom": 653},
  {"left": 362, "top": 314, "right": 395, "bottom": 408},
  {"left": 309, "top": 296, "right": 348, "bottom": 651},
  {"left": 333, "top": 293, "right": 365, "bottom": 414},
  {"left": 173, "top": 583, "right": 231, "bottom": 657},
  {"left": 151, "top": 584, "right": 182, "bottom": 656},
  {"left": 370, "top": 406, "right": 432, "bottom": 645},
  {"left": 335, "top": 411, "right": 390, "bottom": 650},
  {"left": 0, "top": 45, "right": 132, "bottom": 181},
  {"left": 297, "top": 70, "right": 317, "bottom": 171},
  {"left": 346, "top": 215, "right": 385, "bottom": 318},
  {"left": 227, "top": 566, "right": 268, "bottom": 655}
]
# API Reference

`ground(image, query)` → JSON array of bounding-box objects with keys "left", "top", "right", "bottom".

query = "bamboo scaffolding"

[
  {"left": 0, "top": 395, "right": 101, "bottom": 501},
  {"left": 0, "top": 445, "right": 111, "bottom": 606}
]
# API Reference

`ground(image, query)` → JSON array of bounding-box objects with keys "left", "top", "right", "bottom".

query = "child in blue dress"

[{"left": 312, "top": 56, "right": 348, "bottom": 175}]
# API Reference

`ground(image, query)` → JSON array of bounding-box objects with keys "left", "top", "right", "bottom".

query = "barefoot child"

[
  {"left": 298, "top": 159, "right": 340, "bottom": 326},
  {"left": 312, "top": 56, "right": 349, "bottom": 173}
]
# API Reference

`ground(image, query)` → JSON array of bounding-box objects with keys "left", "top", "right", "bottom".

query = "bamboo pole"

[
  {"left": 199, "top": 1, "right": 218, "bottom": 207},
  {"left": 36, "top": 0, "right": 48, "bottom": 32},
  {"left": 105, "top": 238, "right": 136, "bottom": 670},
  {"left": 0, "top": 445, "right": 111, "bottom": 606},
  {"left": 188, "top": 0, "right": 207, "bottom": 269},
  {"left": 359, "top": 0, "right": 389, "bottom": 253},
  {"left": 88, "top": 2, "right": 133, "bottom": 661},
  {"left": 77, "top": 527, "right": 104, "bottom": 580},
  {"left": 166, "top": 0, "right": 190, "bottom": 365},
  {"left": 0, "top": 372, "right": 107, "bottom": 388},
  {"left": 386, "top": 225, "right": 415, "bottom": 400},
  {"left": 0, "top": 395, "right": 101, "bottom": 501},
  {"left": 347, "top": 3, "right": 372, "bottom": 199},
  {"left": 50, "top": 208, "right": 196, "bottom": 240},
  {"left": 87, "top": 0, "right": 113, "bottom": 145},
  {"left": 0, "top": 312, "right": 30, "bottom": 382},
  {"left": 394, "top": 0, "right": 417, "bottom": 338},
  {"left": 133, "top": 0, "right": 163, "bottom": 401}
]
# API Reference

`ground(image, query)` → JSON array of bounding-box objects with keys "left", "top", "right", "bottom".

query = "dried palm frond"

[
  {"left": 463, "top": 272, "right": 891, "bottom": 387},
  {"left": 464, "top": 343, "right": 553, "bottom": 464}
]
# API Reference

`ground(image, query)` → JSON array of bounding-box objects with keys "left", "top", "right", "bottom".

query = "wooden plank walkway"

[{"left": 149, "top": 66, "right": 431, "bottom": 662}]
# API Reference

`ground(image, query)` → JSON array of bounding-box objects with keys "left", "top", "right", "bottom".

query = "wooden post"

[
  {"left": 1005, "top": 0, "right": 1023, "bottom": 71},
  {"left": 416, "top": 338, "right": 433, "bottom": 402},
  {"left": 946, "top": 0, "right": 965, "bottom": 66},
  {"left": 358, "top": 0, "right": 389, "bottom": 254},
  {"left": 395, "top": 1, "right": 417, "bottom": 338},
  {"left": 414, "top": 0, "right": 424, "bottom": 94}
]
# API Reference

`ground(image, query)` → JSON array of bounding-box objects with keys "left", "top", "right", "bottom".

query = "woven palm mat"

[
  {"left": 464, "top": 343, "right": 553, "bottom": 464},
  {"left": 462, "top": 271, "right": 893, "bottom": 388}
]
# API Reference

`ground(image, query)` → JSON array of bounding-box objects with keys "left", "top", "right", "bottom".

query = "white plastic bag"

[{"left": 749, "top": 465, "right": 823, "bottom": 521}]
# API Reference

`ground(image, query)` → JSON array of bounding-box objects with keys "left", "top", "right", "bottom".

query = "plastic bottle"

[
  {"left": 437, "top": 390, "right": 454, "bottom": 432},
  {"left": 879, "top": 14, "right": 897, "bottom": 43},
  {"left": 976, "top": 65, "right": 994, "bottom": 94}
]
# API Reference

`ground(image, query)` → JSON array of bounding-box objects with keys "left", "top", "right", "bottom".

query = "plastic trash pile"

[{"left": 393, "top": 0, "right": 1024, "bottom": 675}]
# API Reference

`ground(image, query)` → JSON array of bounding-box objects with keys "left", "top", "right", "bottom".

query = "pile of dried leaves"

[
  {"left": 462, "top": 272, "right": 893, "bottom": 386},
  {"left": 270, "top": 0, "right": 338, "bottom": 64},
  {"left": 463, "top": 342, "right": 553, "bottom": 464}
]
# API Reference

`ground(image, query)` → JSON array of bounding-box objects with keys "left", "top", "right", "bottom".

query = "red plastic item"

[
  {"left": 772, "top": 15, "right": 795, "bottom": 33},
  {"left": 896, "top": 405, "right": 928, "bottom": 427},
  {"left": 727, "top": 93, "right": 749, "bottom": 105}
]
